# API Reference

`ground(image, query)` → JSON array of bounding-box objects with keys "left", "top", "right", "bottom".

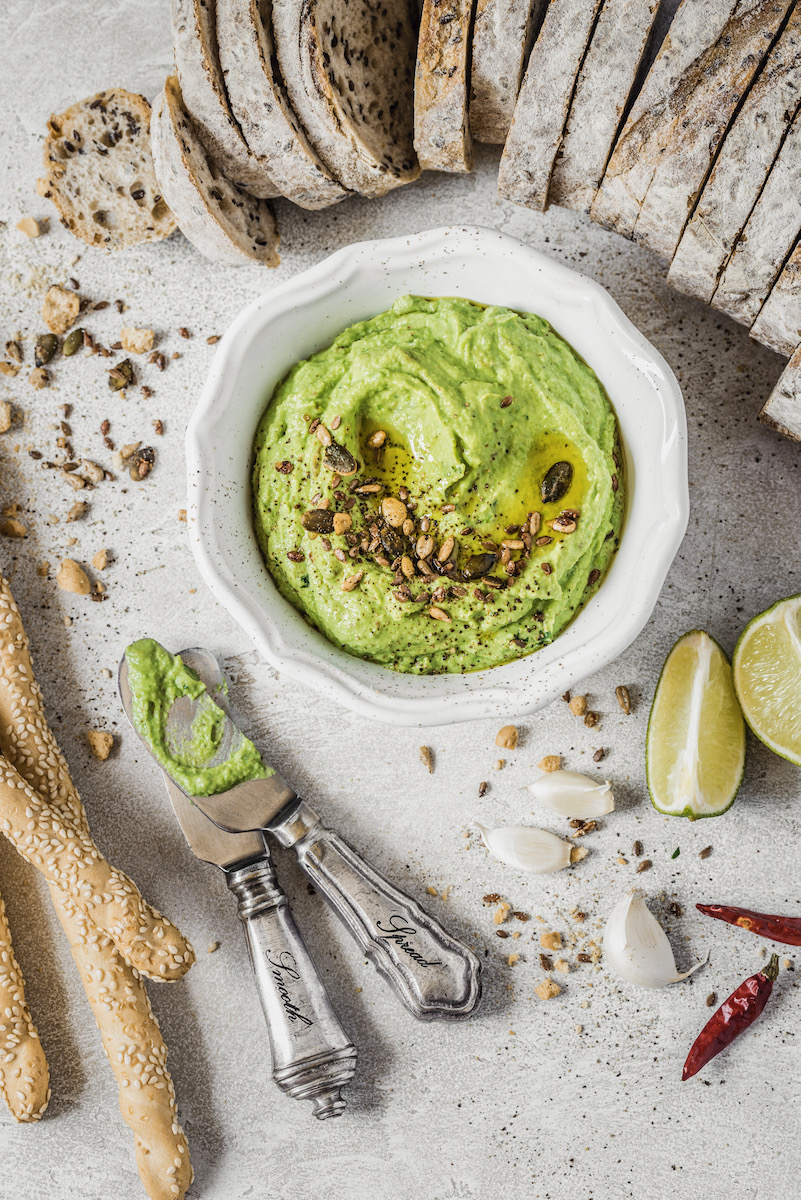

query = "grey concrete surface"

[{"left": 0, "top": 2, "right": 800, "bottom": 1199}]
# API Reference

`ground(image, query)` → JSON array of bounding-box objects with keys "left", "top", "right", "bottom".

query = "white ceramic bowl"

[{"left": 186, "top": 225, "right": 687, "bottom": 726}]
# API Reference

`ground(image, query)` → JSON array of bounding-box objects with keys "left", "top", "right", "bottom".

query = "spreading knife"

[
  {"left": 123, "top": 642, "right": 481, "bottom": 1022},
  {"left": 119, "top": 652, "right": 357, "bottom": 1120}
]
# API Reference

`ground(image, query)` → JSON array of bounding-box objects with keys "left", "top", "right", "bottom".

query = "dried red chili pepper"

[
  {"left": 682, "top": 954, "right": 779, "bottom": 1081},
  {"left": 697, "top": 903, "right": 801, "bottom": 946}
]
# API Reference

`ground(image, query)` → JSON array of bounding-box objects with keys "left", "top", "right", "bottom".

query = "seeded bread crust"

[
  {"left": 750, "top": 237, "right": 801, "bottom": 356},
  {"left": 0, "top": 575, "right": 192, "bottom": 1200},
  {"left": 172, "top": 0, "right": 279, "bottom": 199},
  {"left": 498, "top": 0, "right": 604, "bottom": 211},
  {"left": 273, "top": 0, "right": 419, "bottom": 198},
  {"left": 0, "top": 891, "right": 49, "bottom": 1123},
  {"left": 668, "top": 7, "right": 801, "bottom": 303},
  {"left": 151, "top": 77, "right": 280, "bottom": 267},
  {"left": 41, "top": 89, "right": 176, "bottom": 249},
  {"left": 711, "top": 110, "right": 801, "bottom": 327},
  {"left": 591, "top": 0, "right": 744, "bottom": 236},
  {"left": 759, "top": 343, "right": 801, "bottom": 440},
  {"left": 415, "top": 0, "right": 476, "bottom": 173},
  {"left": 216, "top": 0, "right": 347, "bottom": 210},
  {"left": 468, "top": 0, "right": 546, "bottom": 145},
  {"left": 548, "top": 0, "right": 661, "bottom": 215},
  {"left": 631, "top": 0, "right": 794, "bottom": 261}
]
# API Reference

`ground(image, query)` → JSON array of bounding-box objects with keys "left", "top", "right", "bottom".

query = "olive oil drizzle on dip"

[{"left": 252, "top": 295, "right": 625, "bottom": 675}]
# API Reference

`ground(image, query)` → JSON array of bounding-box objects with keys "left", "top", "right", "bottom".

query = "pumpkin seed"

[
  {"left": 302, "top": 509, "right": 334, "bottom": 533},
  {"left": 379, "top": 523, "right": 405, "bottom": 560},
  {"left": 541, "top": 461, "right": 573, "bottom": 504},
  {"left": 323, "top": 442, "right": 358, "bottom": 476},
  {"left": 461, "top": 551, "right": 497, "bottom": 580},
  {"left": 35, "top": 333, "right": 59, "bottom": 367},
  {"left": 108, "top": 359, "right": 133, "bottom": 391}
]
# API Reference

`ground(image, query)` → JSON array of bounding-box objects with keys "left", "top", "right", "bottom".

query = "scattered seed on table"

[
  {"left": 633, "top": 840, "right": 643, "bottom": 857},
  {"left": 593, "top": 748, "right": 605, "bottom": 762},
  {"left": 478, "top": 781, "right": 488, "bottom": 798},
  {"left": 636, "top": 860, "right": 652, "bottom": 874},
  {"left": 699, "top": 846, "right": 712, "bottom": 859},
  {"left": 706, "top": 993, "right": 717, "bottom": 1007}
]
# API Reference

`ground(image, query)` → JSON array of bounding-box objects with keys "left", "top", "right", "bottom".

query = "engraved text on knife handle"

[
  {"left": 226, "top": 857, "right": 357, "bottom": 1118},
  {"left": 270, "top": 801, "right": 482, "bottom": 1021}
]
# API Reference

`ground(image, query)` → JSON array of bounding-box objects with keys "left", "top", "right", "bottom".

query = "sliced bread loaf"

[
  {"left": 41, "top": 90, "right": 176, "bottom": 249},
  {"left": 591, "top": 0, "right": 744, "bottom": 236},
  {"left": 272, "top": 0, "right": 419, "bottom": 198},
  {"left": 497, "top": 0, "right": 604, "bottom": 211},
  {"left": 469, "top": 0, "right": 546, "bottom": 145},
  {"left": 668, "top": 7, "right": 801, "bottom": 302},
  {"left": 172, "top": 0, "right": 278, "bottom": 199},
  {"left": 759, "top": 343, "right": 801, "bottom": 441},
  {"left": 631, "top": 0, "right": 794, "bottom": 261},
  {"left": 151, "top": 76, "right": 280, "bottom": 266},
  {"left": 216, "top": 0, "right": 347, "bottom": 210},
  {"left": 750, "top": 238, "right": 801, "bottom": 357},
  {"left": 548, "top": 0, "right": 661, "bottom": 215},
  {"left": 711, "top": 110, "right": 801, "bottom": 328},
  {"left": 415, "top": 0, "right": 476, "bottom": 172}
]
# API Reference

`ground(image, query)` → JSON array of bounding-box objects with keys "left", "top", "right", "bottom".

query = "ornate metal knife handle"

[
  {"left": 270, "top": 802, "right": 482, "bottom": 1022},
  {"left": 227, "top": 858, "right": 357, "bottom": 1118}
]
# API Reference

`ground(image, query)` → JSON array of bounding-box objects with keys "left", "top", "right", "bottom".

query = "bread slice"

[
  {"left": 272, "top": 0, "right": 419, "bottom": 197},
  {"left": 469, "top": 0, "right": 546, "bottom": 145},
  {"left": 172, "top": 0, "right": 278, "bottom": 199},
  {"left": 216, "top": 0, "right": 347, "bottom": 210},
  {"left": 759, "top": 342, "right": 801, "bottom": 440},
  {"left": 591, "top": 0, "right": 746, "bottom": 236},
  {"left": 497, "top": 0, "right": 604, "bottom": 211},
  {"left": 668, "top": 7, "right": 801, "bottom": 302},
  {"left": 415, "top": 0, "right": 477, "bottom": 172},
  {"left": 41, "top": 90, "right": 176, "bottom": 249},
  {"left": 151, "top": 76, "right": 280, "bottom": 267},
  {"left": 711, "top": 111, "right": 801, "bottom": 328},
  {"left": 548, "top": 0, "right": 661, "bottom": 215},
  {"left": 750, "top": 237, "right": 801, "bottom": 356},
  {"left": 631, "top": 0, "right": 793, "bottom": 261}
]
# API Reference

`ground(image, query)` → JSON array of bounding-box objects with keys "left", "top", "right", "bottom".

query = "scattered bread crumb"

[
  {"left": 56, "top": 558, "right": 91, "bottom": 594},
  {"left": 535, "top": 979, "right": 561, "bottom": 1000},
  {"left": 494, "top": 759, "right": 505, "bottom": 770},
  {"left": 0, "top": 400, "right": 12, "bottom": 433},
  {"left": 538, "top": 754, "right": 561, "bottom": 772},
  {"left": 16, "top": 216, "right": 41, "bottom": 238},
  {"left": 178, "top": 509, "right": 187, "bottom": 522},
  {"left": 495, "top": 725, "right": 518, "bottom": 750},
  {"left": 540, "top": 931, "right": 562, "bottom": 951},
  {"left": 494, "top": 902, "right": 511, "bottom": 925},
  {"left": 420, "top": 745, "right": 433, "bottom": 773},
  {"left": 576, "top": 1024, "right": 583, "bottom": 1034},
  {"left": 92, "top": 549, "right": 108, "bottom": 571},
  {"left": 28, "top": 368, "right": 49, "bottom": 389},
  {"left": 207, "top": 942, "right": 219, "bottom": 954},
  {"left": 121, "top": 327, "right": 155, "bottom": 355},
  {"left": 507, "top": 953, "right": 519, "bottom": 966},
  {"left": 42, "top": 283, "right": 80, "bottom": 335},
  {"left": 554, "top": 959, "right": 570, "bottom": 974},
  {"left": 0, "top": 518, "right": 26, "bottom": 538},
  {"left": 426, "top": 886, "right": 438, "bottom": 896},
  {"left": 87, "top": 730, "right": 113, "bottom": 760},
  {"left": 569, "top": 695, "right": 587, "bottom": 717}
]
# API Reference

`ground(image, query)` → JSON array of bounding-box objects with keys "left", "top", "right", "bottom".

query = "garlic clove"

[
  {"left": 475, "top": 822, "right": 575, "bottom": 874},
  {"left": 604, "top": 888, "right": 707, "bottom": 989},
  {"left": 527, "top": 769, "right": 614, "bottom": 818}
]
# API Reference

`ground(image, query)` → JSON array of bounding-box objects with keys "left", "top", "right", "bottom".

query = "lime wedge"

[
  {"left": 733, "top": 594, "right": 801, "bottom": 766},
  {"left": 647, "top": 631, "right": 746, "bottom": 819}
]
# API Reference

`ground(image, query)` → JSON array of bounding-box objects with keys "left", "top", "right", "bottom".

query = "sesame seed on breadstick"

[
  {"left": 0, "top": 889, "right": 50, "bottom": 1122},
  {"left": 0, "top": 575, "right": 192, "bottom": 1198},
  {"left": 0, "top": 758, "right": 192, "bottom": 983}
]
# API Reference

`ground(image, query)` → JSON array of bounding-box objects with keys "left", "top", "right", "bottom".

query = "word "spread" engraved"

[{"left": 375, "top": 914, "right": 443, "bottom": 967}]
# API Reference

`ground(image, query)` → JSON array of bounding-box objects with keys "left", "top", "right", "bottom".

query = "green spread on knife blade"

[{"left": 125, "top": 637, "right": 270, "bottom": 795}]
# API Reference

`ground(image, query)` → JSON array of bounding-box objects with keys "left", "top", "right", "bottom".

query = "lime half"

[
  {"left": 733, "top": 594, "right": 801, "bottom": 766},
  {"left": 647, "top": 631, "right": 746, "bottom": 819}
]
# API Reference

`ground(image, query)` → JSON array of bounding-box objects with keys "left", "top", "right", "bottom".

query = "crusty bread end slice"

[
  {"left": 750, "top": 238, "right": 801, "bottom": 357},
  {"left": 415, "top": 0, "right": 476, "bottom": 173},
  {"left": 151, "top": 76, "right": 280, "bottom": 267},
  {"left": 42, "top": 89, "right": 176, "bottom": 249},
  {"left": 759, "top": 343, "right": 801, "bottom": 441},
  {"left": 172, "top": 0, "right": 279, "bottom": 199}
]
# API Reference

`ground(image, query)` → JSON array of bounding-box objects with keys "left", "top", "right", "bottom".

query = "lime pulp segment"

[{"left": 733, "top": 594, "right": 801, "bottom": 766}]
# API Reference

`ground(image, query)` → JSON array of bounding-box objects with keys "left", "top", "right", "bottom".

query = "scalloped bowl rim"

[{"left": 186, "top": 225, "right": 688, "bottom": 727}]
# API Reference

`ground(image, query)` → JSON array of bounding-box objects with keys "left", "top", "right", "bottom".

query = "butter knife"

[
  {"left": 119, "top": 656, "right": 357, "bottom": 1119},
  {"left": 128, "top": 643, "right": 481, "bottom": 1022}
]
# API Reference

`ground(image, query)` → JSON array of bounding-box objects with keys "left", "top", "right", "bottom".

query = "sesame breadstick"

[
  {"left": 0, "top": 576, "right": 192, "bottom": 1199},
  {"left": 0, "top": 758, "right": 191, "bottom": 983},
  {"left": 0, "top": 888, "right": 50, "bottom": 1122}
]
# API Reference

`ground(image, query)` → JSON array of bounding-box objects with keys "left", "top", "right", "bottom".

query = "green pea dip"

[
  {"left": 252, "top": 295, "right": 624, "bottom": 675},
  {"left": 125, "top": 638, "right": 270, "bottom": 795}
]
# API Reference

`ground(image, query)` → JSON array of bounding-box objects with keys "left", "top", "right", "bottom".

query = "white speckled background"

[{"left": 1, "top": 2, "right": 800, "bottom": 1198}]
